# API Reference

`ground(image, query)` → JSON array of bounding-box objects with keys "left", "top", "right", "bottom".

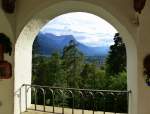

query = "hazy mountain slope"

[{"left": 33, "top": 32, "right": 109, "bottom": 56}]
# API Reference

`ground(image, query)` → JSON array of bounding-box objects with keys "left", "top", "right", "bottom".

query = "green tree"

[
  {"left": 95, "top": 68, "right": 106, "bottom": 89},
  {"left": 32, "top": 57, "right": 47, "bottom": 85},
  {"left": 32, "top": 53, "right": 66, "bottom": 87},
  {"left": 47, "top": 52, "right": 66, "bottom": 87},
  {"left": 80, "top": 63, "right": 106, "bottom": 89},
  {"left": 108, "top": 71, "right": 127, "bottom": 90},
  {"left": 62, "top": 40, "right": 85, "bottom": 88},
  {"left": 80, "top": 63, "right": 96, "bottom": 89},
  {"left": 105, "top": 33, "right": 126, "bottom": 76},
  {"left": 32, "top": 36, "right": 40, "bottom": 57}
]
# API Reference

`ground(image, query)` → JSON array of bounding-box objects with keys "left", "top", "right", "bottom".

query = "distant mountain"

[{"left": 33, "top": 32, "right": 110, "bottom": 56}]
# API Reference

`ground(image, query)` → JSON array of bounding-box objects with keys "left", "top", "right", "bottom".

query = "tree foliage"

[
  {"left": 105, "top": 33, "right": 126, "bottom": 76},
  {"left": 62, "top": 40, "right": 84, "bottom": 88},
  {"left": 32, "top": 53, "right": 66, "bottom": 87},
  {"left": 32, "top": 34, "right": 127, "bottom": 112}
]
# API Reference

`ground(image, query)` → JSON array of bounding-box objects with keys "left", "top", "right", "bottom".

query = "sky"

[{"left": 41, "top": 12, "right": 118, "bottom": 47}]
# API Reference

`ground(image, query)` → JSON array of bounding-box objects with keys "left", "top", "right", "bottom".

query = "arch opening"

[
  {"left": 32, "top": 12, "right": 128, "bottom": 113},
  {"left": 14, "top": 1, "right": 137, "bottom": 114}
]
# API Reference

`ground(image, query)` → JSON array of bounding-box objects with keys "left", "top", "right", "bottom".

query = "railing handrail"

[
  {"left": 20, "top": 84, "right": 131, "bottom": 114},
  {"left": 22, "top": 84, "right": 131, "bottom": 93}
]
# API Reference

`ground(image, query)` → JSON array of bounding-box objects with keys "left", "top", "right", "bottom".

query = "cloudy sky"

[{"left": 41, "top": 12, "right": 117, "bottom": 47}]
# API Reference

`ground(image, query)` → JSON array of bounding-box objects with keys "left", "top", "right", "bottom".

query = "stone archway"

[{"left": 14, "top": 1, "right": 137, "bottom": 114}]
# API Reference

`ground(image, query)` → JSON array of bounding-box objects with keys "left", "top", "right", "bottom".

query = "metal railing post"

[
  {"left": 114, "top": 94, "right": 117, "bottom": 114},
  {"left": 34, "top": 89, "right": 37, "bottom": 110},
  {"left": 61, "top": 90, "right": 64, "bottom": 114},
  {"left": 52, "top": 90, "right": 55, "bottom": 113},
  {"left": 104, "top": 94, "right": 105, "bottom": 114},
  {"left": 19, "top": 88, "right": 22, "bottom": 114},
  {"left": 25, "top": 85, "right": 27, "bottom": 111},
  {"left": 20, "top": 84, "right": 131, "bottom": 114},
  {"left": 43, "top": 92, "right": 46, "bottom": 112}
]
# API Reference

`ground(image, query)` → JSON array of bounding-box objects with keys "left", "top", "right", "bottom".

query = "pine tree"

[
  {"left": 105, "top": 33, "right": 126, "bottom": 76},
  {"left": 62, "top": 40, "right": 85, "bottom": 88},
  {"left": 47, "top": 52, "right": 66, "bottom": 87}
]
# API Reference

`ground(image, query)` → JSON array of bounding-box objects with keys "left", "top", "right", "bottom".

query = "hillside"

[{"left": 33, "top": 32, "right": 109, "bottom": 56}]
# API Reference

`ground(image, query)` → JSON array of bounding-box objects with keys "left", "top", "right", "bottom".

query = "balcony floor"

[{"left": 22, "top": 105, "right": 126, "bottom": 114}]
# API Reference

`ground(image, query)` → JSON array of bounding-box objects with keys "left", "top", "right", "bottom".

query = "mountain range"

[{"left": 33, "top": 32, "right": 110, "bottom": 56}]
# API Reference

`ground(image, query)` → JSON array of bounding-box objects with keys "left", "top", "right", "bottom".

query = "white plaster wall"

[
  {"left": 0, "top": 4, "right": 14, "bottom": 114},
  {"left": 14, "top": 19, "right": 44, "bottom": 114},
  {"left": 15, "top": 0, "right": 136, "bottom": 38},
  {"left": 0, "top": 0, "right": 146, "bottom": 114},
  {"left": 136, "top": 1, "right": 150, "bottom": 114},
  {"left": 14, "top": 1, "right": 138, "bottom": 114}
]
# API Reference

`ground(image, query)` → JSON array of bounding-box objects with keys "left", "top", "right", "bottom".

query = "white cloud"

[{"left": 41, "top": 12, "right": 117, "bottom": 47}]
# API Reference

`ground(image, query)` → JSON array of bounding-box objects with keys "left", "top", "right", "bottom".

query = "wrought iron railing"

[{"left": 20, "top": 84, "right": 131, "bottom": 114}]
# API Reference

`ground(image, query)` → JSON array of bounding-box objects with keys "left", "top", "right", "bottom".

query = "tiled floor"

[{"left": 22, "top": 105, "right": 126, "bottom": 114}]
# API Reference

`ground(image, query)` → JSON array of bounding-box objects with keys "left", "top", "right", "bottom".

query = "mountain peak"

[{"left": 33, "top": 33, "right": 109, "bottom": 56}]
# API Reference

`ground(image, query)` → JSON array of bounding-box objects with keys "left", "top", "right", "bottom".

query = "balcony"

[{"left": 20, "top": 84, "right": 130, "bottom": 114}]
